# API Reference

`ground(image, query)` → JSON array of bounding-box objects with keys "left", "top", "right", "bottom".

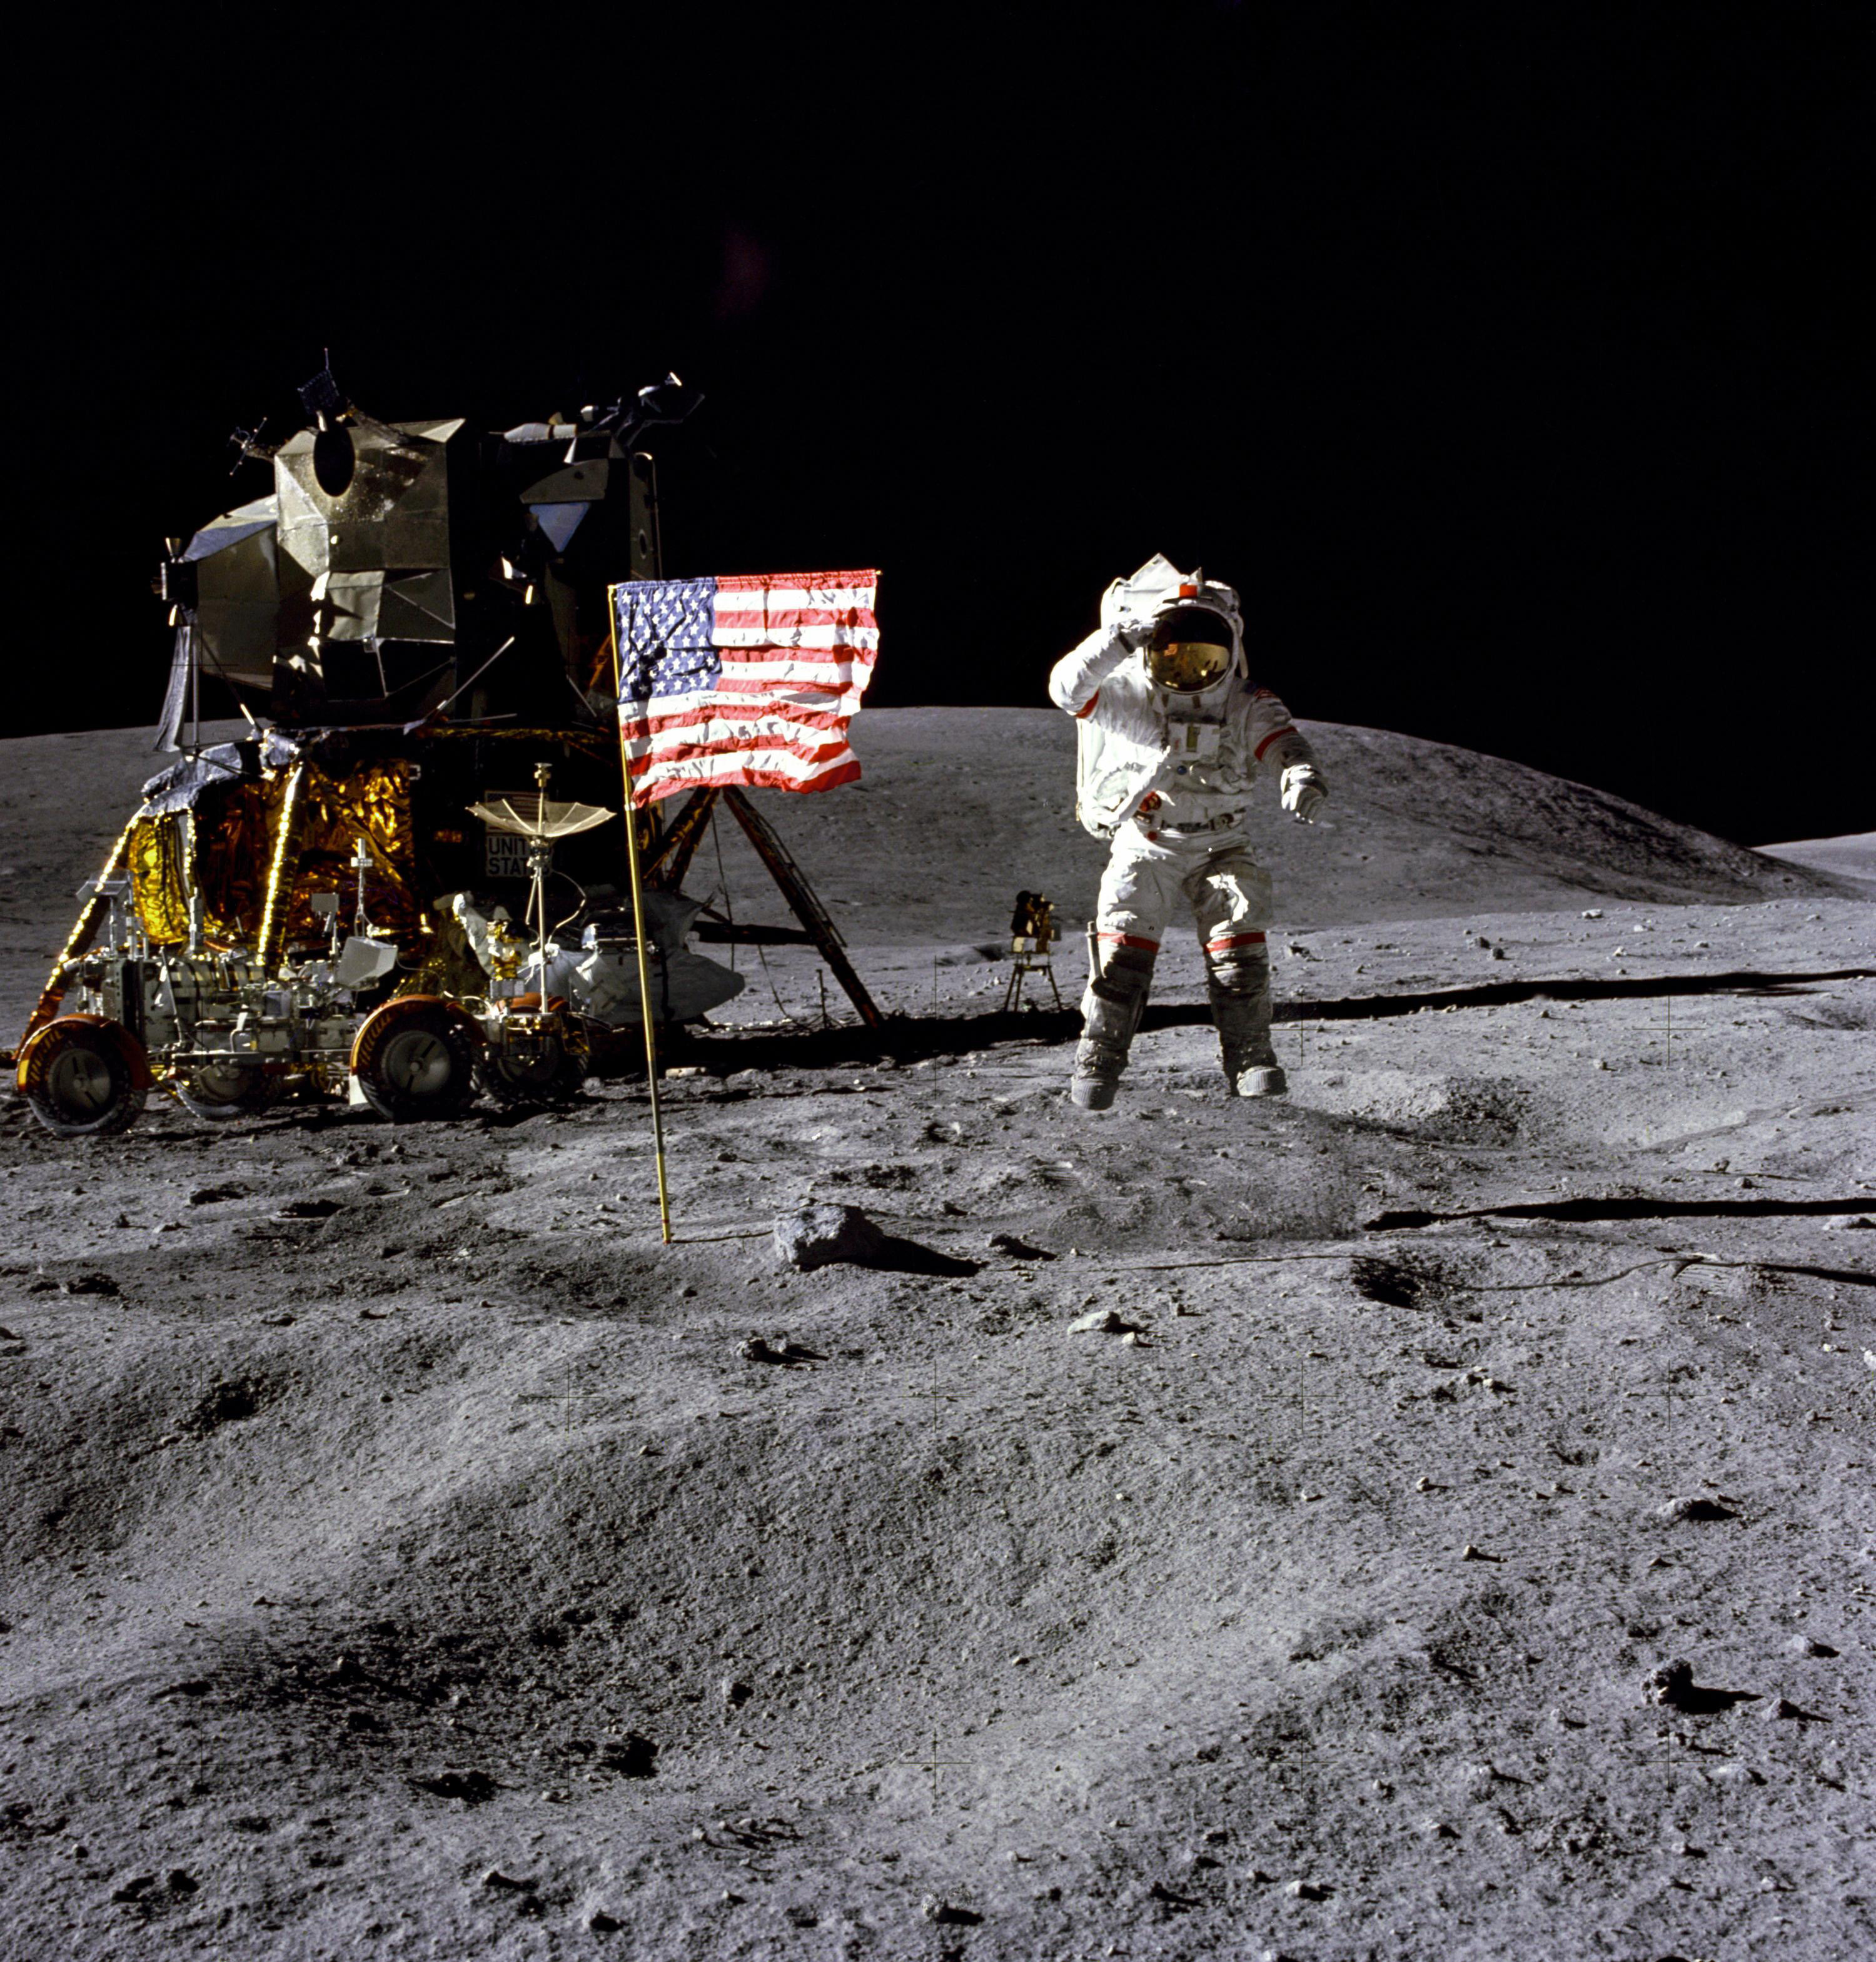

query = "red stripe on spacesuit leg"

[
  {"left": 1074, "top": 691, "right": 1101, "bottom": 719},
  {"left": 1204, "top": 931, "right": 1268, "bottom": 951},
  {"left": 1097, "top": 931, "right": 1161, "bottom": 951},
  {"left": 1253, "top": 725, "right": 1298, "bottom": 760}
]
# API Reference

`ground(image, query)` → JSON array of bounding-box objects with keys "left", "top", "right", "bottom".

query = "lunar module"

[{"left": 11, "top": 365, "right": 787, "bottom": 1136}]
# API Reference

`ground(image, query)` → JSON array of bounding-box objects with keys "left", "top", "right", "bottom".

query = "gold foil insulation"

[
  {"left": 128, "top": 815, "right": 192, "bottom": 947},
  {"left": 136, "top": 758, "right": 424, "bottom": 962}
]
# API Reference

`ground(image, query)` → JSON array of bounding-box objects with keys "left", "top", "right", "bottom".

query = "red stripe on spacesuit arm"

[
  {"left": 1049, "top": 626, "right": 1132, "bottom": 716},
  {"left": 1074, "top": 691, "right": 1100, "bottom": 719},
  {"left": 1247, "top": 692, "right": 1321, "bottom": 772}
]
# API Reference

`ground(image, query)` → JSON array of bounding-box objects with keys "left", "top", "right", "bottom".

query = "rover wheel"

[
  {"left": 477, "top": 1036, "right": 589, "bottom": 1109},
  {"left": 174, "top": 1063, "right": 286, "bottom": 1122},
  {"left": 18, "top": 1018, "right": 148, "bottom": 1138},
  {"left": 352, "top": 1001, "right": 479, "bottom": 1123}
]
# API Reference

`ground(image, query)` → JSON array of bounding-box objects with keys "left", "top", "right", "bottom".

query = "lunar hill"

[
  {"left": 0, "top": 710, "right": 1871, "bottom": 1962},
  {"left": 1, "top": 708, "right": 1850, "bottom": 1038}
]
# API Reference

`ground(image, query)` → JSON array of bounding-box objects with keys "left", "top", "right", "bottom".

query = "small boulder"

[
  {"left": 1069, "top": 1308, "right": 1144, "bottom": 1336},
  {"left": 739, "top": 1335, "right": 823, "bottom": 1367},
  {"left": 597, "top": 1733, "right": 657, "bottom": 1777},
  {"left": 774, "top": 1205, "right": 887, "bottom": 1272},
  {"left": 1656, "top": 1495, "right": 1737, "bottom": 1524},
  {"left": 1642, "top": 1661, "right": 1757, "bottom": 1713},
  {"left": 920, "top": 1895, "right": 982, "bottom": 1926},
  {"left": 1643, "top": 1661, "right": 1695, "bottom": 1707},
  {"left": 987, "top": 1232, "right": 1056, "bottom": 1261},
  {"left": 408, "top": 1769, "right": 500, "bottom": 1804}
]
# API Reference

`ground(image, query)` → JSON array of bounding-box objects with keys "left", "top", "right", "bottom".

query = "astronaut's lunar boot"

[
  {"left": 1070, "top": 942, "right": 1156, "bottom": 1111},
  {"left": 1207, "top": 942, "right": 1287, "bottom": 1098}
]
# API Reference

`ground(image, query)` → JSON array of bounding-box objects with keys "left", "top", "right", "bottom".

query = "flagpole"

[{"left": 610, "top": 593, "right": 673, "bottom": 1245}]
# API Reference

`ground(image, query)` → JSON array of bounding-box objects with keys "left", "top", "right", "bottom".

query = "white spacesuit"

[{"left": 1049, "top": 555, "right": 1326, "bottom": 1110}]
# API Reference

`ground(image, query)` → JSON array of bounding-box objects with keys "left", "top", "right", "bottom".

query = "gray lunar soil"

[{"left": 1, "top": 709, "right": 1872, "bottom": 1962}]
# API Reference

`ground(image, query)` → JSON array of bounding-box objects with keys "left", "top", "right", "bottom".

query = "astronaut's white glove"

[
  {"left": 1115, "top": 594, "right": 1182, "bottom": 654},
  {"left": 1281, "top": 766, "right": 1327, "bottom": 823},
  {"left": 1114, "top": 614, "right": 1156, "bottom": 654}
]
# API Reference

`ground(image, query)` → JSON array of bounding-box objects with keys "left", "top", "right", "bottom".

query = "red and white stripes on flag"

[{"left": 612, "top": 570, "right": 880, "bottom": 807}]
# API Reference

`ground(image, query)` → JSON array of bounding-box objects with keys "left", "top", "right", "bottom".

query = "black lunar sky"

[{"left": 13, "top": 6, "right": 1867, "bottom": 844}]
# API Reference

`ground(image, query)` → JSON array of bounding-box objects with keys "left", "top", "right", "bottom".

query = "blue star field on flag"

[{"left": 618, "top": 576, "right": 720, "bottom": 702}]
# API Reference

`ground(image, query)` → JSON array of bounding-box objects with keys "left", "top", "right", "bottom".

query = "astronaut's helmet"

[{"left": 1146, "top": 605, "right": 1234, "bottom": 694}]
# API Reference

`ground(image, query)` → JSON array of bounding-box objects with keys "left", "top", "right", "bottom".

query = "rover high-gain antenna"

[{"left": 469, "top": 766, "right": 613, "bottom": 976}]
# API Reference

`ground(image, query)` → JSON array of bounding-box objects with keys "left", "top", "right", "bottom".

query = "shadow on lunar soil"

[
  {"left": 1369, "top": 1195, "right": 1876, "bottom": 1229},
  {"left": 667, "top": 964, "right": 1876, "bottom": 1076}
]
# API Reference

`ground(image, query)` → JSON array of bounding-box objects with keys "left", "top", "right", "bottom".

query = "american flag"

[{"left": 612, "top": 570, "right": 880, "bottom": 806}]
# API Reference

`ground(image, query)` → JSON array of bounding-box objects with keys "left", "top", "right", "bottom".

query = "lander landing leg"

[{"left": 639, "top": 785, "right": 884, "bottom": 1034}]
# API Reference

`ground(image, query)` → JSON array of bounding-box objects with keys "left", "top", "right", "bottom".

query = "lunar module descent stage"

[{"left": 11, "top": 367, "right": 880, "bottom": 1137}]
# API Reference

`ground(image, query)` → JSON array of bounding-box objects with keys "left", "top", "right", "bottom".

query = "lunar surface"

[{"left": 1, "top": 710, "right": 1871, "bottom": 1961}]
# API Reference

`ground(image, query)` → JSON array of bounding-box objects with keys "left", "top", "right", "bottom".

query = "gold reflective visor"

[{"left": 1147, "top": 639, "right": 1230, "bottom": 692}]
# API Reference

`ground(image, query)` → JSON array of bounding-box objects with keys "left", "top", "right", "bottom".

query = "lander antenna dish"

[
  {"left": 468, "top": 792, "right": 614, "bottom": 842},
  {"left": 468, "top": 769, "right": 615, "bottom": 970}
]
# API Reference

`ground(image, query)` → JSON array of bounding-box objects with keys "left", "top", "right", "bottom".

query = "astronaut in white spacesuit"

[{"left": 1049, "top": 555, "right": 1327, "bottom": 1111}]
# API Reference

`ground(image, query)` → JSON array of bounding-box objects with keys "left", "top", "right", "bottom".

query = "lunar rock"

[
  {"left": 987, "top": 1231, "right": 1056, "bottom": 1260},
  {"left": 737, "top": 1334, "right": 822, "bottom": 1366},
  {"left": 1069, "top": 1308, "right": 1144, "bottom": 1335},
  {"left": 772, "top": 1203, "right": 887, "bottom": 1270},
  {"left": 921, "top": 1894, "right": 982, "bottom": 1924},
  {"left": 592, "top": 1734, "right": 655, "bottom": 1776},
  {"left": 1643, "top": 1662, "right": 1761, "bottom": 1713},
  {"left": 406, "top": 1771, "right": 500, "bottom": 1804},
  {"left": 1645, "top": 1661, "right": 1695, "bottom": 1704},
  {"left": 1655, "top": 1494, "right": 1738, "bottom": 1522}
]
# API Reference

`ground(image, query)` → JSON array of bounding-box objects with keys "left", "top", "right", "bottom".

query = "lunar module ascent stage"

[{"left": 11, "top": 368, "right": 879, "bottom": 1137}]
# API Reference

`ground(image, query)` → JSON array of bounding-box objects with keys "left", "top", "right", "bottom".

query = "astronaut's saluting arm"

[{"left": 1047, "top": 619, "right": 1150, "bottom": 720}]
